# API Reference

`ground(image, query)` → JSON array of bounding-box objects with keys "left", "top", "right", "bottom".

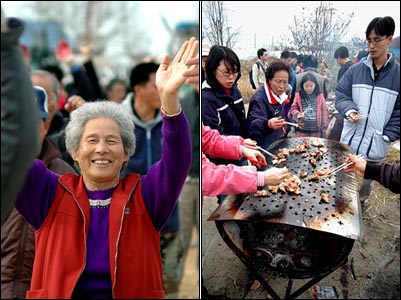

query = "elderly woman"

[
  {"left": 246, "top": 61, "right": 292, "bottom": 149},
  {"left": 13, "top": 37, "right": 199, "bottom": 299}
]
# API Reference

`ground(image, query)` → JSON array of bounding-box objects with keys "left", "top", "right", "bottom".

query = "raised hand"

[
  {"left": 183, "top": 57, "right": 200, "bottom": 85},
  {"left": 156, "top": 37, "right": 199, "bottom": 115}
]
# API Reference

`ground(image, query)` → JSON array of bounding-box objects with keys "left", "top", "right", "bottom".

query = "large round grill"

[{"left": 208, "top": 138, "right": 363, "bottom": 298}]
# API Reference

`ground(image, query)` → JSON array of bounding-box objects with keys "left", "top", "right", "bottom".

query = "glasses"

[
  {"left": 272, "top": 79, "right": 289, "bottom": 86},
  {"left": 217, "top": 68, "right": 239, "bottom": 78},
  {"left": 366, "top": 36, "right": 387, "bottom": 46}
]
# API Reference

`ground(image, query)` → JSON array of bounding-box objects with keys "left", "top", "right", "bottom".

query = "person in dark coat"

[
  {"left": 1, "top": 15, "right": 41, "bottom": 225},
  {"left": 202, "top": 45, "right": 247, "bottom": 167},
  {"left": 1, "top": 85, "right": 77, "bottom": 299}
]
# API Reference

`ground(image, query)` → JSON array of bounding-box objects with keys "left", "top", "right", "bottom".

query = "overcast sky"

[{"left": 215, "top": 1, "right": 400, "bottom": 58}]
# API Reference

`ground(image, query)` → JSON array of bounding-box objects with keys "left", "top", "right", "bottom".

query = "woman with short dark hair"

[{"left": 246, "top": 60, "right": 292, "bottom": 149}]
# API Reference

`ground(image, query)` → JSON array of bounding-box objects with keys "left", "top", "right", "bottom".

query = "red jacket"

[{"left": 27, "top": 173, "right": 164, "bottom": 299}]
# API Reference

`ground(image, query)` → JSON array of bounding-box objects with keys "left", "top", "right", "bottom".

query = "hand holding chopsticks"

[
  {"left": 245, "top": 143, "right": 278, "bottom": 160},
  {"left": 256, "top": 146, "right": 278, "bottom": 159},
  {"left": 343, "top": 154, "right": 367, "bottom": 177},
  {"left": 346, "top": 112, "right": 369, "bottom": 122},
  {"left": 241, "top": 145, "right": 268, "bottom": 166},
  {"left": 328, "top": 154, "right": 364, "bottom": 176}
]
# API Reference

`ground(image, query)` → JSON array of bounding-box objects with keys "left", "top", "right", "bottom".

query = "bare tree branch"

[
  {"left": 289, "top": 1, "right": 354, "bottom": 60},
  {"left": 202, "top": 1, "right": 239, "bottom": 48}
]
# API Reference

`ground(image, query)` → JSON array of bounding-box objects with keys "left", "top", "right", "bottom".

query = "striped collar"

[{"left": 88, "top": 198, "right": 111, "bottom": 207}]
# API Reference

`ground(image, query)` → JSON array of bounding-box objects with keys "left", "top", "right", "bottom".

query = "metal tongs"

[
  {"left": 255, "top": 146, "right": 278, "bottom": 160},
  {"left": 327, "top": 154, "right": 364, "bottom": 177}
]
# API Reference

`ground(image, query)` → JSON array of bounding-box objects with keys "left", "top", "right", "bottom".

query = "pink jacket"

[{"left": 202, "top": 124, "right": 258, "bottom": 197}]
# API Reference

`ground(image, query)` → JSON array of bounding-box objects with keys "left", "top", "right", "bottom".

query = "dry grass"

[
  {"left": 386, "top": 142, "right": 400, "bottom": 163},
  {"left": 238, "top": 59, "right": 256, "bottom": 104}
]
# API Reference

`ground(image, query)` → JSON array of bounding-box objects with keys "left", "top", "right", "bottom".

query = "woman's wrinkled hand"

[{"left": 263, "top": 167, "right": 290, "bottom": 186}]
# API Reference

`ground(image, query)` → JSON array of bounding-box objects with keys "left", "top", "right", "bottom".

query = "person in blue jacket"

[{"left": 335, "top": 16, "right": 400, "bottom": 205}]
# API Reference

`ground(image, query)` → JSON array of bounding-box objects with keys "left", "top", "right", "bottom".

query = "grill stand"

[{"left": 216, "top": 221, "right": 350, "bottom": 299}]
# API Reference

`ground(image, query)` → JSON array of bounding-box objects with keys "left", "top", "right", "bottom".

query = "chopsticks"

[
  {"left": 284, "top": 121, "right": 304, "bottom": 128},
  {"left": 347, "top": 114, "right": 369, "bottom": 121},
  {"left": 328, "top": 154, "right": 364, "bottom": 176},
  {"left": 256, "top": 146, "right": 278, "bottom": 159}
]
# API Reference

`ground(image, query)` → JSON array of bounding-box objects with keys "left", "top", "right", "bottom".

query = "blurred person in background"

[
  {"left": 105, "top": 78, "right": 128, "bottom": 103},
  {"left": 251, "top": 48, "right": 269, "bottom": 90},
  {"left": 296, "top": 54, "right": 304, "bottom": 74},
  {"left": 34, "top": 67, "right": 84, "bottom": 173},
  {"left": 334, "top": 46, "right": 354, "bottom": 83},
  {"left": 1, "top": 10, "right": 40, "bottom": 225},
  {"left": 53, "top": 39, "right": 93, "bottom": 101},
  {"left": 12, "top": 37, "right": 198, "bottom": 299},
  {"left": 120, "top": 61, "right": 182, "bottom": 298},
  {"left": 335, "top": 16, "right": 399, "bottom": 206},
  {"left": 78, "top": 43, "right": 104, "bottom": 101},
  {"left": 1, "top": 86, "right": 77, "bottom": 299},
  {"left": 354, "top": 49, "right": 369, "bottom": 64},
  {"left": 318, "top": 59, "right": 333, "bottom": 94},
  {"left": 329, "top": 46, "right": 355, "bottom": 141},
  {"left": 176, "top": 80, "right": 200, "bottom": 296}
]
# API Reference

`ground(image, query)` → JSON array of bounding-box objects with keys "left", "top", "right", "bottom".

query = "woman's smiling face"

[{"left": 72, "top": 117, "right": 128, "bottom": 190}]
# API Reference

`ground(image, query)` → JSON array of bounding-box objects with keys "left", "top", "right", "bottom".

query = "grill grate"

[{"left": 208, "top": 138, "right": 362, "bottom": 240}]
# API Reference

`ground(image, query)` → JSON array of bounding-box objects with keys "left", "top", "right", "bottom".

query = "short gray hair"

[{"left": 65, "top": 101, "right": 136, "bottom": 158}]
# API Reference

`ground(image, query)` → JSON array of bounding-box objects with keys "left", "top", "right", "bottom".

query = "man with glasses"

[{"left": 335, "top": 16, "right": 400, "bottom": 207}]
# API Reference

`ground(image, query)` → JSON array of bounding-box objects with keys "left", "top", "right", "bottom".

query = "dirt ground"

[
  {"left": 202, "top": 143, "right": 400, "bottom": 299},
  {"left": 178, "top": 228, "right": 200, "bottom": 299}
]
